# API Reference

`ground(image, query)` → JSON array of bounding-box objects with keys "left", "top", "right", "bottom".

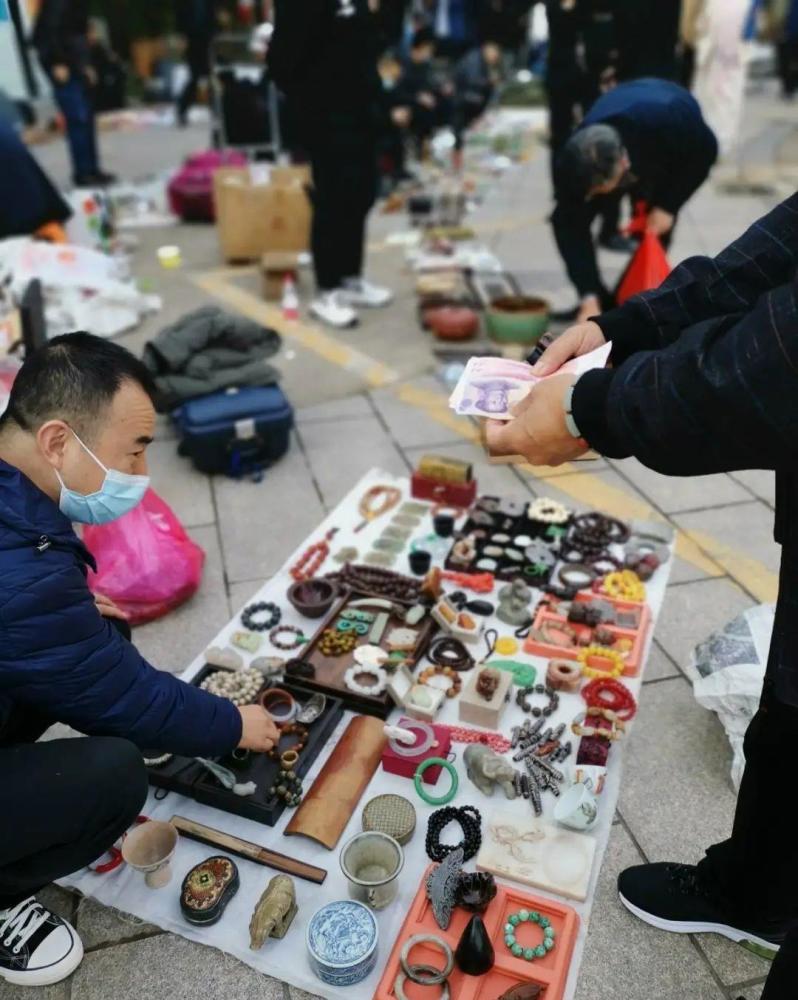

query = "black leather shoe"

[{"left": 618, "top": 863, "right": 785, "bottom": 959}]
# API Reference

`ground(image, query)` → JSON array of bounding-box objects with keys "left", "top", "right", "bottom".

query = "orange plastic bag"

[
  {"left": 83, "top": 489, "right": 205, "bottom": 625},
  {"left": 616, "top": 230, "right": 672, "bottom": 305}
]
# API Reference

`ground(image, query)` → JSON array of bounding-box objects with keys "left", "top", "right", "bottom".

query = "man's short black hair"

[
  {"left": 411, "top": 27, "right": 435, "bottom": 50},
  {"left": 1, "top": 331, "right": 157, "bottom": 441},
  {"left": 556, "top": 124, "right": 625, "bottom": 201}
]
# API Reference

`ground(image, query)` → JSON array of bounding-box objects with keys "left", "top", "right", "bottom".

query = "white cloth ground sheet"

[{"left": 61, "top": 468, "right": 674, "bottom": 999}]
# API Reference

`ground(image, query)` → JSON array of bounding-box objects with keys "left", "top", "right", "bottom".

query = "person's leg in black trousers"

[
  {"left": 177, "top": 34, "right": 210, "bottom": 126},
  {"left": 307, "top": 116, "right": 383, "bottom": 326},
  {"left": 0, "top": 734, "right": 148, "bottom": 906}
]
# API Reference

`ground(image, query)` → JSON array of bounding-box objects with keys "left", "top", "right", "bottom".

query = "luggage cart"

[{"left": 208, "top": 31, "right": 282, "bottom": 158}]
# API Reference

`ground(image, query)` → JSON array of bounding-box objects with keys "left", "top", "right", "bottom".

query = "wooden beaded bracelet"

[
  {"left": 269, "top": 625, "right": 308, "bottom": 651},
  {"left": 417, "top": 664, "right": 462, "bottom": 698},
  {"left": 266, "top": 722, "right": 308, "bottom": 760}
]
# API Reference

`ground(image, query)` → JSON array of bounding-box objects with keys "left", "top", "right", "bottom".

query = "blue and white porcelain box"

[{"left": 306, "top": 899, "right": 379, "bottom": 986}]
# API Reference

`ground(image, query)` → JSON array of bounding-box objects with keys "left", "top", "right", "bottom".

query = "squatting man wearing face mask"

[{"left": 0, "top": 333, "right": 280, "bottom": 988}]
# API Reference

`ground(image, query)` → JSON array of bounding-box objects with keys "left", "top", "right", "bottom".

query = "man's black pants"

[
  {"left": 0, "top": 708, "right": 148, "bottom": 909},
  {"left": 697, "top": 677, "right": 798, "bottom": 998},
  {"left": 306, "top": 114, "right": 378, "bottom": 292}
]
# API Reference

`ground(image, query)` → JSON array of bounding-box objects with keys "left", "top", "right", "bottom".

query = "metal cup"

[{"left": 340, "top": 831, "right": 404, "bottom": 910}]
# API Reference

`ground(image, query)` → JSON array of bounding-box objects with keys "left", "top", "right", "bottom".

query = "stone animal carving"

[
  {"left": 464, "top": 744, "right": 517, "bottom": 799},
  {"left": 249, "top": 874, "right": 298, "bottom": 950}
]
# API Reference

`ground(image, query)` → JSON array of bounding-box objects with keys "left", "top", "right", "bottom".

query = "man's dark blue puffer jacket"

[{"left": 0, "top": 459, "right": 242, "bottom": 755}]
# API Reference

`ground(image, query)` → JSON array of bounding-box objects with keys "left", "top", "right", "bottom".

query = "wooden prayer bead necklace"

[
  {"left": 354, "top": 485, "right": 402, "bottom": 533},
  {"left": 290, "top": 528, "right": 338, "bottom": 582}
]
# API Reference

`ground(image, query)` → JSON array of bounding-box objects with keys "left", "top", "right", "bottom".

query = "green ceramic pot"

[{"left": 486, "top": 295, "right": 550, "bottom": 345}]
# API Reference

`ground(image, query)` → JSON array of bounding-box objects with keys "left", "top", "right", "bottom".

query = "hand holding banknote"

[
  {"left": 448, "top": 341, "right": 611, "bottom": 420},
  {"left": 483, "top": 372, "right": 587, "bottom": 467}
]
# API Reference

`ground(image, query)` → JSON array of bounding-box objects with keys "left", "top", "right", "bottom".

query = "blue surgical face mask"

[{"left": 55, "top": 429, "right": 149, "bottom": 525}]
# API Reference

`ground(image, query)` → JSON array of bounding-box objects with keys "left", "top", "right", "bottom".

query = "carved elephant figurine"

[{"left": 464, "top": 744, "right": 517, "bottom": 799}]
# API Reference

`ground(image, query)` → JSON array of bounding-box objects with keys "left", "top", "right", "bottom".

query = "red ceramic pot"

[{"left": 425, "top": 306, "right": 479, "bottom": 341}]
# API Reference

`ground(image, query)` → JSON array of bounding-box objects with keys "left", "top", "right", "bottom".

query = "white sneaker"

[
  {"left": 0, "top": 897, "right": 83, "bottom": 986},
  {"left": 339, "top": 278, "right": 393, "bottom": 308},
  {"left": 309, "top": 290, "right": 359, "bottom": 329}
]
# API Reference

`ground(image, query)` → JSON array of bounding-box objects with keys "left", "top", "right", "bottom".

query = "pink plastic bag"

[{"left": 83, "top": 489, "right": 205, "bottom": 625}]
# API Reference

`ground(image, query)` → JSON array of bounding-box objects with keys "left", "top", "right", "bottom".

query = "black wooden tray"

[{"left": 145, "top": 673, "right": 344, "bottom": 826}]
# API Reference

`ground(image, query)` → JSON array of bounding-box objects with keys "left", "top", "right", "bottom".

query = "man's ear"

[{"left": 37, "top": 420, "right": 72, "bottom": 470}]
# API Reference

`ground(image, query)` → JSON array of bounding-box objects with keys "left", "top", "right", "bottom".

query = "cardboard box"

[
  {"left": 214, "top": 165, "right": 312, "bottom": 263},
  {"left": 260, "top": 251, "right": 302, "bottom": 301}
]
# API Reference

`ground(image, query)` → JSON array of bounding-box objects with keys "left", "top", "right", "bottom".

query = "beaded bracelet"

[
  {"left": 571, "top": 706, "right": 626, "bottom": 741},
  {"left": 528, "top": 497, "right": 570, "bottom": 525},
  {"left": 516, "top": 683, "right": 559, "bottom": 718},
  {"left": 266, "top": 722, "right": 308, "bottom": 760},
  {"left": 414, "top": 758, "right": 459, "bottom": 807},
  {"left": 578, "top": 644, "right": 625, "bottom": 679},
  {"left": 344, "top": 664, "right": 389, "bottom": 697},
  {"left": 425, "top": 805, "right": 481, "bottom": 861},
  {"left": 241, "top": 601, "right": 281, "bottom": 632},
  {"left": 318, "top": 629, "right": 358, "bottom": 657},
  {"left": 504, "top": 909, "right": 556, "bottom": 961},
  {"left": 269, "top": 625, "right": 307, "bottom": 651},
  {"left": 417, "top": 664, "right": 462, "bottom": 698},
  {"left": 582, "top": 677, "right": 637, "bottom": 720},
  {"left": 428, "top": 637, "right": 474, "bottom": 673}
]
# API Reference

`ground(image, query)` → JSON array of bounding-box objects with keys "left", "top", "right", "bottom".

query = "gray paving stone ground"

[{"left": 24, "top": 82, "right": 796, "bottom": 999}]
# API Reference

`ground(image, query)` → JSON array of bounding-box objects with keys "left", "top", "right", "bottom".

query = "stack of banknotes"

[{"left": 448, "top": 342, "right": 612, "bottom": 420}]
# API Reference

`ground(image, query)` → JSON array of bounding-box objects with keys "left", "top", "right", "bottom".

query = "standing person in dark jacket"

[
  {"left": 32, "top": 0, "right": 114, "bottom": 186},
  {"left": 486, "top": 191, "right": 798, "bottom": 1000},
  {"left": 269, "top": 0, "right": 394, "bottom": 329},
  {"left": 551, "top": 77, "right": 718, "bottom": 322},
  {"left": 0, "top": 333, "right": 279, "bottom": 989}
]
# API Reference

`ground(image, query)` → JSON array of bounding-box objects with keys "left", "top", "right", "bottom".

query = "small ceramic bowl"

[
  {"left": 287, "top": 578, "right": 337, "bottom": 619},
  {"left": 306, "top": 900, "right": 379, "bottom": 986},
  {"left": 425, "top": 305, "right": 480, "bottom": 341},
  {"left": 486, "top": 294, "right": 550, "bottom": 344}
]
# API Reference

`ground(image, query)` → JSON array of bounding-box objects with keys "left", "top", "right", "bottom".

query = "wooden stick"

[{"left": 170, "top": 815, "right": 327, "bottom": 885}]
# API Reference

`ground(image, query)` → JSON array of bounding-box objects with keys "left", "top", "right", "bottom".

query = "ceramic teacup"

[
  {"left": 121, "top": 820, "right": 178, "bottom": 888},
  {"left": 553, "top": 781, "right": 599, "bottom": 832},
  {"left": 340, "top": 831, "right": 404, "bottom": 910}
]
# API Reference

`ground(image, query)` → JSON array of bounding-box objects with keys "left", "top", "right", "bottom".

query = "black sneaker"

[
  {"left": 0, "top": 897, "right": 83, "bottom": 986},
  {"left": 618, "top": 863, "right": 784, "bottom": 960}
]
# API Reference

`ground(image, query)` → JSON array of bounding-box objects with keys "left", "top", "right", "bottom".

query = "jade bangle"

[{"left": 414, "top": 757, "right": 458, "bottom": 806}]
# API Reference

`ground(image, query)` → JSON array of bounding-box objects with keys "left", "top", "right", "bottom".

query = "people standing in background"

[
  {"left": 32, "top": 0, "right": 115, "bottom": 187},
  {"left": 432, "top": 0, "right": 479, "bottom": 59},
  {"left": 269, "top": 0, "right": 393, "bottom": 329},
  {"left": 771, "top": 0, "right": 798, "bottom": 98},
  {"left": 175, "top": 0, "right": 219, "bottom": 126},
  {"left": 610, "top": 0, "right": 681, "bottom": 82},
  {"left": 684, "top": 0, "right": 753, "bottom": 158},
  {"left": 543, "top": 1, "right": 632, "bottom": 253}
]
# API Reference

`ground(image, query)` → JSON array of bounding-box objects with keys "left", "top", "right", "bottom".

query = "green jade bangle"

[
  {"left": 414, "top": 757, "right": 459, "bottom": 806},
  {"left": 504, "top": 909, "right": 556, "bottom": 961}
]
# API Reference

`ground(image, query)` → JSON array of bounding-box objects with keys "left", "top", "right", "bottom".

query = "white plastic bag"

[{"left": 685, "top": 604, "right": 774, "bottom": 789}]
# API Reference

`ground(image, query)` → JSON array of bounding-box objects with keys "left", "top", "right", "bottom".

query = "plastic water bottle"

[{"left": 281, "top": 275, "right": 299, "bottom": 321}]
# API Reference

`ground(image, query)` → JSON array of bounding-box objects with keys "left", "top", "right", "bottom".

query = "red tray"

[
  {"left": 523, "top": 592, "right": 651, "bottom": 677},
  {"left": 374, "top": 867, "right": 579, "bottom": 1000}
]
